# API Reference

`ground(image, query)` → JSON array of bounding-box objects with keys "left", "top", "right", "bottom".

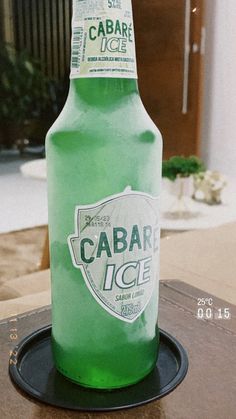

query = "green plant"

[
  {"left": 0, "top": 44, "right": 61, "bottom": 123},
  {"left": 162, "top": 156, "right": 205, "bottom": 181}
]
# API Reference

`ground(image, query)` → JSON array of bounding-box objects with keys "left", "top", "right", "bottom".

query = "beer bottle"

[{"left": 46, "top": 0, "right": 163, "bottom": 389}]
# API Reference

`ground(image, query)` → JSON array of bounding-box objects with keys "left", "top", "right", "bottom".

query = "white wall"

[{"left": 201, "top": 0, "right": 236, "bottom": 177}]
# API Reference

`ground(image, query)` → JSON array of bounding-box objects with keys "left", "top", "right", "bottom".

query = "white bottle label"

[
  {"left": 70, "top": 0, "right": 138, "bottom": 79},
  {"left": 68, "top": 189, "right": 160, "bottom": 323}
]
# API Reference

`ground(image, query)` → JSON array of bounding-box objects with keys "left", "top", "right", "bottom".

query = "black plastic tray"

[{"left": 9, "top": 325, "right": 188, "bottom": 411}]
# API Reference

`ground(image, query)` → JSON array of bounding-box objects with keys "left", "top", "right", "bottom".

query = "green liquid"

[{"left": 46, "top": 78, "right": 162, "bottom": 389}]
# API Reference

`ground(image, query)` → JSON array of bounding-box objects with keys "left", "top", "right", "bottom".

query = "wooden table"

[{"left": 1, "top": 280, "right": 235, "bottom": 419}]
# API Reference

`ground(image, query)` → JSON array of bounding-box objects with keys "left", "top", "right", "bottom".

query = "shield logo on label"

[{"left": 68, "top": 189, "right": 160, "bottom": 323}]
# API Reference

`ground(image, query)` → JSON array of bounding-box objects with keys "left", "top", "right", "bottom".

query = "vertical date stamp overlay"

[
  {"left": 9, "top": 316, "right": 19, "bottom": 366},
  {"left": 196, "top": 298, "right": 231, "bottom": 320}
]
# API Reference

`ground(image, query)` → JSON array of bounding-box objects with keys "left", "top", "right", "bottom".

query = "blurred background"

[
  {"left": 1, "top": 0, "right": 236, "bottom": 305},
  {"left": 1, "top": 0, "right": 236, "bottom": 166}
]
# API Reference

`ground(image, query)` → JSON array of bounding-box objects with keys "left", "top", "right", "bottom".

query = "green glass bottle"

[{"left": 46, "top": 0, "right": 162, "bottom": 389}]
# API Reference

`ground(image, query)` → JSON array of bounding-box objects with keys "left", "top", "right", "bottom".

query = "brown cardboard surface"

[
  {"left": 0, "top": 271, "right": 51, "bottom": 320},
  {"left": 161, "top": 222, "right": 236, "bottom": 304},
  {"left": 1, "top": 221, "right": 236, "bottom": 319}
]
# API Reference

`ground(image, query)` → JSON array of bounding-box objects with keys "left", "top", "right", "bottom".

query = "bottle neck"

[
  {"left": 69, "top": 0, "right": 138, "bottom": 103},
  {"left": 69, "top": 77, "right": 139, "bottom": 106}
]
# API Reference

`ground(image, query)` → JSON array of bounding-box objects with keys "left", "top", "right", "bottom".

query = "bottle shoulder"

[{"left": 46, "top": 93, "right": 162, "bottom": 146}]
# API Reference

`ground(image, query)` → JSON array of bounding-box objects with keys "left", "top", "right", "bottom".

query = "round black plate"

[{"left": 9, "top": 326, "right": 188, "bottom": 411}]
